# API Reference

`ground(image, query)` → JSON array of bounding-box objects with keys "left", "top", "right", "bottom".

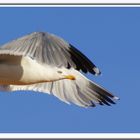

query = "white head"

[
  {"left": 56, "top": 68, "right": 76, "bottom": 81},
  {"left": 46, "top": 67, "right": 76, "bottom": 81}
]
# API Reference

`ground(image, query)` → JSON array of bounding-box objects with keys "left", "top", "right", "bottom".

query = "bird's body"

[
  {"left": 0, "top": 55, "right": 48, "bottom": 85},
  {"left": 0, "top": 54, "right": 75, "bottom": 85},
  {"left": 0, "top": 32, "right": 119, "bottom": 108}
]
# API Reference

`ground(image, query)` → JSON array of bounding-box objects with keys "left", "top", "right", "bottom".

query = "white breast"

[
  {"left": 19, "top": 56, "right": 50, "bottom": 84},
  {"left": 0, "top": 55, "right": 60, "bottom": 85}
]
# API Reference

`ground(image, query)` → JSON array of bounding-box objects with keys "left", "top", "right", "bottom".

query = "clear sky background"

[{"left": 0, "top": 7, "right": 139, "bottom": 133}]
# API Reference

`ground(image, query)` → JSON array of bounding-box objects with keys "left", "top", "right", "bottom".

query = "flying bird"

[{"left": 0, "top": 32, "right": 119, "bottom": 108}]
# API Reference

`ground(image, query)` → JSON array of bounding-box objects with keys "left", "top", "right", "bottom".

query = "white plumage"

[{"left": 0, "top": 32, "right": 119, "bottom": 108}]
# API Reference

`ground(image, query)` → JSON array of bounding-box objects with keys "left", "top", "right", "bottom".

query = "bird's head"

[{"left": 56, "top": 69, "right": 76, "bottom": 80}]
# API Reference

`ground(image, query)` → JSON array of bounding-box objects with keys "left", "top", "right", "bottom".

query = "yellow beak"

[{"left": 65, "top": 75, "right": 76, "bottom": 80}]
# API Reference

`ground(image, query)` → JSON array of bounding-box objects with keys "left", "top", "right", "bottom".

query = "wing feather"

[
  {"left": 0, "top": 69, "right": 118, "bottom": 108},
  {"left": 0, "top": 32, "right": 100, "bottom": 75}
]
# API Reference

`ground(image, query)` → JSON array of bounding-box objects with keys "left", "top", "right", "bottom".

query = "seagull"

[{"left": 0, "top": 32, "right": 119, "bottom": 108}]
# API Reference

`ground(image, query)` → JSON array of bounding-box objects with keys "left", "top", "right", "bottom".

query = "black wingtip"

[{"left": 69, "top": 44, "right": 101, "bottom": 76}]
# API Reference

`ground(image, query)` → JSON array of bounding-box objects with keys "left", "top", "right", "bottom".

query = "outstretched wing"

[
  {"left": 0, "top": 32, "right": 101, "bottom": 75},
  {"left": 0, "top": 69, "right": 118, "bottom": 108}
]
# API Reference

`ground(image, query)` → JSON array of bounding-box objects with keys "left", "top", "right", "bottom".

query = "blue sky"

[{"left": 0, "top": 7, "right": 139, "bottom": 133}]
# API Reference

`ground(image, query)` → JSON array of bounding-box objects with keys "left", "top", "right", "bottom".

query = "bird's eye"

[{"left": 57, "top": 71, "right": 62, "bottom": 74}]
